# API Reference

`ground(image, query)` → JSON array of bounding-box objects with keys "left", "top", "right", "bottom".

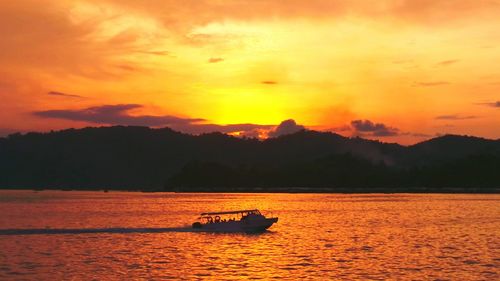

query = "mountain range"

[{"left": 1, "top": 126, "right": 499, "bottom": 192}]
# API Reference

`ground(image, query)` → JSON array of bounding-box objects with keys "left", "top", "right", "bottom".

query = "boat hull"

[{"left": 196, "top": 217, "right": 278, "bottom": 233}]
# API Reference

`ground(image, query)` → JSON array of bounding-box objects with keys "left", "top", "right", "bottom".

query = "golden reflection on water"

[{"left": 0, "top": 191, "right": 499, "bottom": 280}]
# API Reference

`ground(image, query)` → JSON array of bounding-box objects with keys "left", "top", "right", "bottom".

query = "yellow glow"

[
  {"left": 209, "top": 88, "right": 287, "bottom": 124},
  {"left": 2, "top": 1, "right": 500, "bottom": 143}
]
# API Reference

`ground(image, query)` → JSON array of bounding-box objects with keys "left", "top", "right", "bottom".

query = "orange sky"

[{"left": 1, "top": 0, "right": 499, "bottom": 144}]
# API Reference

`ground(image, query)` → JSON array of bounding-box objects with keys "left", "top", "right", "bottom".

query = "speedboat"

[{"left": 192, "top": 209, "right": 278, "bottom": 232}]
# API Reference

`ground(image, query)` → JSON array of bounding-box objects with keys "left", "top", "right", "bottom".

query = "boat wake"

[{"left": 0, "top": 227, "right": 204, "bottom": 235}]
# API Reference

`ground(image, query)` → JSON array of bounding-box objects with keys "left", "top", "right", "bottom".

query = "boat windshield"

[
  {"left": 198, "top": 209, "right": 262, "bottom": 223},
  {"left": 200, "top": 209, "right": 261, "bottom": 216}
]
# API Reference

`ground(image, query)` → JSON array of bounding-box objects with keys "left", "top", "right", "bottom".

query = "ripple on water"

[{"left": 0, "top": 192, "right": 499, "bottom": 280}]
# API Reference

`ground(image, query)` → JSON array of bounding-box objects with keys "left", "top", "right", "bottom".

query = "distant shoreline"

[{"left": 1, "top": 188, "right": 498, "bottom": 194}]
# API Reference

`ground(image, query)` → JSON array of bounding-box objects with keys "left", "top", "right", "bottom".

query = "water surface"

[{"left": 0, "top": 191, "right": 498, "bottom": 280}]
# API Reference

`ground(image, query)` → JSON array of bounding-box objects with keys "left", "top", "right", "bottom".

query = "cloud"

[
  {"left": 261, "top": 81, "right": 278, "bottom": 85},
  {"left": 0, "top": 1, "right": 98, "bottom": 74},
  {"left": 47, "top": 91, "right": 85, "bottom": 99},
  {"left": 332, "top": 120, "right": 434, "bottom": 140},
  {"left": 208, "top": 57, "right": 224, "bottom": 63},
  {"left": 115, "top": 64, "right": 141, "bottom": 72},
  {"left": 414, "top": 81, "right": 450, "bottom": 87},
  {"left": 97, "top": 0, "right": 500, "bottom": 32},
  {"left": 33, "top": 104, "right": 274, "bottom": 136},
  {"left": 435, "top": 114, "right": 478, "bottom": 120},
  {"left": 436, "top": 59, "right": 459, "bottom": 66},
  {"left": 0, "top": 1, "right": 171, "bottom": 80},
  {"left": 34, "top": 104, "right": 204, "bottom": 127},
  {"left": 329, "top": 124, "right": 352, "bottom": 132},
  {"left": 268, "top": 119, "right": 305, "bottom": 137},
  {"left": 479, "top": 101, "right": 500, "bottom": 108},
  {"left": 350, "top": 120, "right": 399, "bottom": 136}
]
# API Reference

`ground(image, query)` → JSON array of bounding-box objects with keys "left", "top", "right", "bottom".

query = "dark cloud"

[
  {"left": 332, "top": 121, "right": 432, "bottom": 139},
  {"left": 34, "top": 104, "right": 204, "bottom": 127},
  {"left": 33, "top": 104, "right": 274, "bottom": 136},
  {"left": 261, "top": 81, "right": 278, "bottom": 85},
  {"left": 436, "top": 59, "right": 459, "bottom": 66},
  {"left": 475, "top": 101, "right": 500, "bottom": 107},
  {"left": 415, "top": 81, "right": 450, "bottom": 87},
  {"left": 481, "top": 101, "right": 500, "bottom": 108},
  {"left": 208, "top": 57, "right": 224, "bottom": 63},
  {"left": 351, "top": 120, "right": 399, "bottom": 136},
  {"left": 435, "top": 114, "right": 478, "bottom": 120},
  {"left": 48, "top": 91, "right": 85, "bottom": 99},
  {"left": 268, "top": 119, "right": 305, "bottom": 137},
  {"left": 330, "top": 124, "right": 352, "bottom": 132}
]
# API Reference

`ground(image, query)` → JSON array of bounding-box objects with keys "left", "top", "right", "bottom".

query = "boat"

[{"left": 192, "top": 209, "right": 278, "bottom": 232}]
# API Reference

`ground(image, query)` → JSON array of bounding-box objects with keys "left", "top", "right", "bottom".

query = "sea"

[{"left": 0, "top": 190, "right": 498, "bottom": 280}]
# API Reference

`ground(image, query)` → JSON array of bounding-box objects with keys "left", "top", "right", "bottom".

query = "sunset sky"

[{"left": 1, "top": 0, "right": 499, "bottom": 144}]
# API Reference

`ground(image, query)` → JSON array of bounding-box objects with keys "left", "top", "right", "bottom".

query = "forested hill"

[{"left": 0, "top": 126, "right": 499, "bottom": 192}]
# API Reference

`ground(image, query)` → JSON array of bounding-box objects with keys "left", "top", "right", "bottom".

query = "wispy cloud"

[
  {"left": 139, "top": 50, "right": 170, "bottom": 56},
  {"left": 436, "top": 59, "right": 459, "bottom": 66},
  {"left": 490, "top": 101, "right": 500, "bottom": 107},
  {"left": 98, "top": 0, "right": 500, "bottom": 30},
  {"left": 47, "top": 91, "right": 85, "bottom": 99},
  {"left": 435, "top": 114, "right": 478, "bottom": 120},
  {"left": 34, "top": 104, "right": 204, "bottom": 127},
  {"left": 478, "top": 101, "right": 500, "bottom": 108},
  {"left": 261, "top": 81, "right": 278, "bottom": 85},
  {"left": 208, "top": 57, "right": 224, "bottom": 63}
]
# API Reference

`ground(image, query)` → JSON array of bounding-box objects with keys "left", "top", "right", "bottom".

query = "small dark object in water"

[{"left": 192, "top": 222, "right": 202, "bottom": 228}]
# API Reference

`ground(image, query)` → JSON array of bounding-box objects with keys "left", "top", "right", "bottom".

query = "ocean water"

[{"left": 0, "top": 191, "right": 498, "bottom": 280}]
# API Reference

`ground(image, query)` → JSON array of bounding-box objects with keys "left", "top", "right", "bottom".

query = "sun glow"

[
  {"left": 1, "top": 1, "right": 500, "bottom": 143},
  {"left": 209, "top": 88, "right": 287, "bottom": 125}
]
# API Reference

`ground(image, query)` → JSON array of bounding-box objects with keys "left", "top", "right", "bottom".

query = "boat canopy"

[{"left": 200, "top": 209, "right": 260, "bottom": 216}]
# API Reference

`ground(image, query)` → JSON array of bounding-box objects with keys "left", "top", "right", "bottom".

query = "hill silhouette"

[{"left": 0, "top": 126, "right": 499, "bottom": 192}]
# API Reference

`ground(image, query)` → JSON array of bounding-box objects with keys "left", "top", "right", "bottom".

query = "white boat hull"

[{"left": 196, "top": 217, "right": 278, "bottom": 233}]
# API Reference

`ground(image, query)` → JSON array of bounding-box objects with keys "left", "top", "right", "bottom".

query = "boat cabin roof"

[{"left": 200, "top": 209, "right": 260, "bottom": 216}]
